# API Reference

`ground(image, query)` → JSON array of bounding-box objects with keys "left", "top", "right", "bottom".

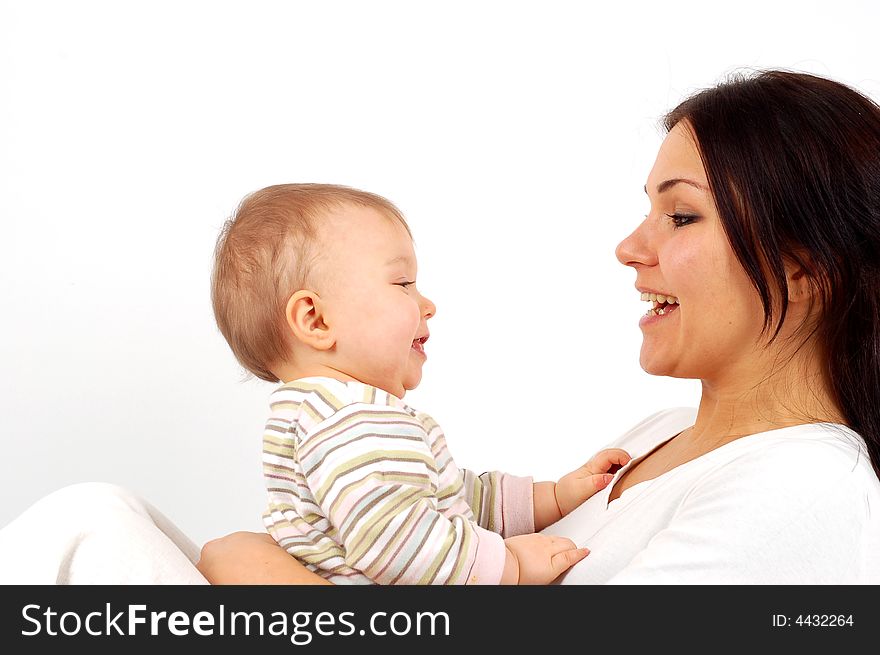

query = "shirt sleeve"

[
  {"left": 299, "top": 404, "right": 507, "bottom": 585},
  {"left": 605, "top": 442, "right": 873, "bottom": 584},
  {"left": 459, "top": 469, "right": 535, "bottom": 537}
]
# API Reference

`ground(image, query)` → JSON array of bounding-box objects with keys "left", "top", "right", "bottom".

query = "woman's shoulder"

[
  {"left": 711, "top": 422, "right": 878, "bottom": 488},
  {"left": 611, "top": 411, "right": 879, "bottom": 492},
  {"left": 681, "top": 423, "right": 880, "bottom": 521}
]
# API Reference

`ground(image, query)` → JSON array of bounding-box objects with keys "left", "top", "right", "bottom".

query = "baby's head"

[{"left": 211, "top": 183, "right": 435, "bottom": 397}]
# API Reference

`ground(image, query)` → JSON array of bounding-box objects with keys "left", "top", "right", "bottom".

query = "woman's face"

[{"left": 615, "top": 121, "right": 768, "bottom": 385}]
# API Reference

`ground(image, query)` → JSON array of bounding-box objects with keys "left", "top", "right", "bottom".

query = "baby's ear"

[{"left": 285, "top": 290, "right": 335, "bottom": 350}]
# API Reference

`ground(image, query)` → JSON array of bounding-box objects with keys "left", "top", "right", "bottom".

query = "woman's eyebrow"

[{"left": 644, "top": 178, "right": 708, "bottom": 195}]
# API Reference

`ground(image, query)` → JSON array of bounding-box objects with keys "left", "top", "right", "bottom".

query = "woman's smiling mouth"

[{"left": 638, "top": 290, "right": 680, "bottom": 327}]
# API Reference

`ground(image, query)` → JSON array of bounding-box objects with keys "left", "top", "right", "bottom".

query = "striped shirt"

[{"left": 262, "top": 377, "right": 534, "bottom": 585}]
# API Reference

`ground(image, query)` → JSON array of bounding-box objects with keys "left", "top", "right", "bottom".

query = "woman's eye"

[{"left": 666, "top": 213, "right": 699, "bottom": 228}]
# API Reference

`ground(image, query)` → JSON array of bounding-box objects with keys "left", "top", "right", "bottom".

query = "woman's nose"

[{"left": 615, "top": 218, "right": 657, "bottom": 269}]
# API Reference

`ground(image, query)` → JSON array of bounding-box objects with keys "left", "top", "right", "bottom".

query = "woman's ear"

[
  {"left": 784, "top": 253, "right": 814, "bottom": 303},
  {"left": 285, "top": 290, "right": 335, "bottom": 351}
]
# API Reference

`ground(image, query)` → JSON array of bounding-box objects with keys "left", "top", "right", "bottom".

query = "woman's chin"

[{"left": 639, "top": 351, "right": 675, "bottom": 377}]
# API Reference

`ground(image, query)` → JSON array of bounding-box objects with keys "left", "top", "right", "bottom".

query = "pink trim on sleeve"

[
  {"left": 465, "top": 526, "right": 507, "bottom": 584},
  {"left": 500, "top": 474, "right": 535, "bottom": 537}
]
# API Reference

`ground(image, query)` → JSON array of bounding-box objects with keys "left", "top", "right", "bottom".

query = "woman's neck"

[{"left": 692, "top": 345, "right": 846, "bottom": 446}]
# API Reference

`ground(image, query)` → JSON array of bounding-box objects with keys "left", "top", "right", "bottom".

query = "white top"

[{"left": 547, "top": 408, "right": 880, "bottom": 584}]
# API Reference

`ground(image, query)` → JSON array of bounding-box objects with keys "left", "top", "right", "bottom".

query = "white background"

[{"left": 2, "top": 0, "right": 878, "bottom": 546}]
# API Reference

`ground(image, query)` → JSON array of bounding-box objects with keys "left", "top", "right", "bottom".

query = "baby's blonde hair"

[{"left": 211, "top": 183, "right": 411, "bottom": 382}]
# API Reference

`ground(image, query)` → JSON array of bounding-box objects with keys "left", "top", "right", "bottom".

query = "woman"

[
  {"left": 2, "top": 69, "right": 879, "bottom": 584},
  {"left": 197, "top": 69, "right": 880, "bottom": 584}
]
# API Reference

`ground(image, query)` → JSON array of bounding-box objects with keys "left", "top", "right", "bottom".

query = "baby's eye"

[
  {"left": 394, "top": 281, "right": 415, "bottom": 289},
  {"left": 666, "top": 213, "right": 699, "bottom": 228}
]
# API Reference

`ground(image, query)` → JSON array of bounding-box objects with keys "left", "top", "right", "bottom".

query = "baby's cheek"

[{"left": 400, "top": 297, "right": 422, "bottom": 328}]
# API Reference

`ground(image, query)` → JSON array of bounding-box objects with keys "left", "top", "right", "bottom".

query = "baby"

[{"left": 211, "top": 184, "right": 629, "bottom": 584}]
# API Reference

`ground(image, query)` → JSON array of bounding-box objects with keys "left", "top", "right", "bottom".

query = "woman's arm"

[{"left": 196, "top": 531, "right": 333, "bottom": 585}]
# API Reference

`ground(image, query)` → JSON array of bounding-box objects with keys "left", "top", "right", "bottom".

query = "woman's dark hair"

[{"left": 665, "top": 70, "right": 880, "bottom": 480}]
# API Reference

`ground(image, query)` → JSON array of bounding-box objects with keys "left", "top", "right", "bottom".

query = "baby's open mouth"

[{"left": 412, "top": 336, "right": 428, "bottom": 354}]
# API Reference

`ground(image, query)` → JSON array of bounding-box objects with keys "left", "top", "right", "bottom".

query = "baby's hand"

[
  {"left": 555, "top": 448, "right": 631, "bottom": 517},
  {"left": 502, "top": 533, "right": 588, "bottom": 585}
]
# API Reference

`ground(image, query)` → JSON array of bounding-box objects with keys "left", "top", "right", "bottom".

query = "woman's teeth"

[
  {"left": 640, "top": 292, "right": 680, "bottom": 304},
  {"left": 641, "top": 292, "right": 680, "bottom": 316}
]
